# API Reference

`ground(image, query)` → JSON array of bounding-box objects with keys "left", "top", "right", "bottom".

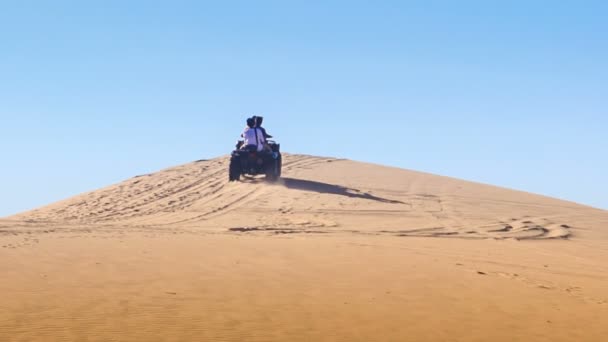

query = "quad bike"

[{"left": 229, "top": 140, "right": 282, "bottom": 182}]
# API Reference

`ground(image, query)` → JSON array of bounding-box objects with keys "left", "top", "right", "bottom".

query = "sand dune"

[{"left": 2, "top": 154, "right": 607, "bottom": 341}]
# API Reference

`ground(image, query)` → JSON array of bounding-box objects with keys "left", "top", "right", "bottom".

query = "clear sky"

[{"left": 1, "top": 0, "right": 606, "bottom": 216}]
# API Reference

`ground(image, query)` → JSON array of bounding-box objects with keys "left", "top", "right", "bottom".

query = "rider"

[
  {"left": 252, "top": 116, "right": 272, "bottom": 142},
  {"left": 241, "top": 117, "right": 265, "bottom": 152}
]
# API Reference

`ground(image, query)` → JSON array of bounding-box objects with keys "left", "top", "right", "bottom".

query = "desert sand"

[{"left": 1, "top": 154, "right": 607, "bottom": 341}]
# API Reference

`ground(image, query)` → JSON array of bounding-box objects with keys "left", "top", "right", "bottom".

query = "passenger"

[{"left": 241, "top": 117, "right": 265, "bottom": 152}]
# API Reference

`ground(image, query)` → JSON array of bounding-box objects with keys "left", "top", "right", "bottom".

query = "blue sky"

[{"left": 1, "top": 0, "right": 606, "bottom": 216}]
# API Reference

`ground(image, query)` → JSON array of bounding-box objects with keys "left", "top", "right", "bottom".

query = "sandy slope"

[{"left": 1, "top": 154, "right": 607, "bottom": 341}]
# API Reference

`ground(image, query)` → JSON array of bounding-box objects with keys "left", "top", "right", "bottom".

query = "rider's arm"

[{"left": 261, "top": 127, "right": 272, "bottom": 139}]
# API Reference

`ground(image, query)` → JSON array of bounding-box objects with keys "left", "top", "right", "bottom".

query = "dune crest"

[{"left": 10, "top": 154, "right": 601, "bottom": 241}]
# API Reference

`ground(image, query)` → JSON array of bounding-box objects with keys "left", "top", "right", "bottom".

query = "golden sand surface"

[{"left": 2, "top": 155, "right": 607, "bottom": 341}]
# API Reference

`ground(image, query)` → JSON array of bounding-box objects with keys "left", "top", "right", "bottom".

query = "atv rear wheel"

[
  {"left": 229, "top": 156, "right": 241, "bottom": 181},
  {"left": 265, "top": 157, "right": 280, "bottom": 182}
]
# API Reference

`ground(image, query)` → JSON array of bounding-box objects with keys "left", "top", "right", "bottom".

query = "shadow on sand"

[{"left": 279, "top": 177, "right": 404, "bottom": 204}]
